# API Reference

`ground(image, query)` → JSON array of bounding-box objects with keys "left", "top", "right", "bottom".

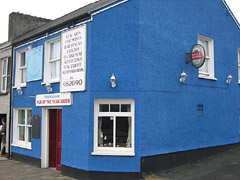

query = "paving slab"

[
  {"left": 0, "top": 158, "right": 75, "bottom": 180},
  {"left": 2, "top": 146, "right": 240, "bottom": 180}
]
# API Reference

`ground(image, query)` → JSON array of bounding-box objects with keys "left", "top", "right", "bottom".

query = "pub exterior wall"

[{"left": 11, "top": 0, "right": 240, "bottom": 173}]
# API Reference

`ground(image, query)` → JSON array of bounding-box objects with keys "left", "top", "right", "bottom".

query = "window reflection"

[
  {"left": 116, "top": 117, "right": 131, "bottom": 148},
  {"left": 98, "top": 117, "right": 113, "bottom": 147}
]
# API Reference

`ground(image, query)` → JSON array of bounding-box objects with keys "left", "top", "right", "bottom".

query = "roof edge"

[
  {"left": 12, "top": 0, "right": 122, "bottom": 46},
  {"left": 222, "top": 0, "right": 240, "bottom": 30}
]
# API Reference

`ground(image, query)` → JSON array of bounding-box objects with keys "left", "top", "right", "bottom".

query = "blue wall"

[
  {"left": 12, "top": 0, "right": 240, "bottom": 173},
  {"left": 137, "top": 0, "right": 240, "bottom": 157}
]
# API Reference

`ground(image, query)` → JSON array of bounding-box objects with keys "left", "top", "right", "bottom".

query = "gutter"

[{"left": 14, "top": 0, "right": 129, "bottom": 49}]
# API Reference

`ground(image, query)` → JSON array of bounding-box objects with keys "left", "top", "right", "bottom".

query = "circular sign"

[{"left": 191, "top": 44, "right": 206, "bottom": 68}]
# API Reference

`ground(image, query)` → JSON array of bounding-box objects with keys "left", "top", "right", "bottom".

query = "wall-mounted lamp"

[
  {"left": 226, "top": 74, "right": 232, "bottom": 84},
  {"left": 17, "top": 87, "right": 23, "bottom": 95},
  {"left": 27, "top": 45, "right": 32, "bottom": 50},
  {"left": 179, "top": 71, "right": 187, "bottom": 83},
  {"left": 110, "top": 74, "right": 116, "bottom": 88},
  {"left": 45, "top": 82, "right": 53, "bottom": 93}
]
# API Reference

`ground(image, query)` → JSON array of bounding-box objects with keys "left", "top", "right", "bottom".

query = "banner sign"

[
  {"left": 61, "top": 25, "right": 86, "bottom": 92},
  {"left": 36, "top": 93, "right": 72, "bottom": 106},
  {"left": 27, "top": 46, "right": 43, "bottom": 82}
]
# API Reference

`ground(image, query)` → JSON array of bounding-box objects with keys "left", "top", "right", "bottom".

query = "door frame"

[{"left": 41, "top": 107, "right": 62, "bottom": 169}]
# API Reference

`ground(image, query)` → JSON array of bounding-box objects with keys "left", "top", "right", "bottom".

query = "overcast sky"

[{"left": 0, "top": 0, "right": 239, "bottom": 43}]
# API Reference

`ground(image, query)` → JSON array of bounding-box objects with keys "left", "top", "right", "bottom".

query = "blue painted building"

[{"left": 11, "top": 0, "right": 240, "bottom": 179}]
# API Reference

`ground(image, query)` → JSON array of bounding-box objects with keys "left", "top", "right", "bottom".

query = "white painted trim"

[
  {"left": 198, "top": 35, "right": 215, "bottom": 80},
  {"left": 91, "top": 152, "right": 135, "bottom": 156},
  {"left": 1, "top": 58, "right": 8, "bottom": 93},
  {"left": 198, "top": 75, "right": 217, "bottom": 81},
  {"left": 93, "top": 99, "right": 135, "bottom": 156},
  {"left": 44, "top": 37, "right": 61, "bottom": 84},
  {"left": 15, "top": 48, "right": 27, "bottom": 88},
  {"left": 41, "top": 107, "right": 62, "bottom": 169},
  {"left": 92, "top": 0, "right": 129, "bottom": 16},
  {"left": 11, "top": 143, "right": 32, "bottom": 150},
  {"left": 12, "top": 108, "right": 32, "bottom": 149}
]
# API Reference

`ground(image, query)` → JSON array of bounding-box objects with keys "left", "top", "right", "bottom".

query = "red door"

[
  {"left": 49, "top": 109, "right": 62, "bottom": 171},
  {"left": 56, "top": 109, "right": 62, "bottom": 171}
]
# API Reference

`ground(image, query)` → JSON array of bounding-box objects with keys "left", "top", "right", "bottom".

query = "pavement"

[
  {"left": 149, "top": 145, "right": 240, "bottom": 180},
  {"left": 1, "top": 145, "right": 240, "bottom": 180},
  {"left": 0, "top": 157, "right": 75, "bottom": 180}
]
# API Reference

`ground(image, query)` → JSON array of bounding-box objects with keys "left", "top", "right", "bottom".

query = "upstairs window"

[
  {"left": 15, "top": 49, "right": 27, "bottom": 87},
  {"left": 1, "top": 58, "right": 8, "bottom": 93},
  {"left": 44, "top": 37, "right": 61, "bottom": 83},
  {"left": 20, "top": 52, "right": 27, "bottom": 84},
  {"left": 198, "top": 35, "right": 215, "bottom": 80}
]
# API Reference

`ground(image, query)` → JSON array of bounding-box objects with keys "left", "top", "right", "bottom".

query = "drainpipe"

[{"left": 7, "top": 44, "right": 14, "bottom": 159}]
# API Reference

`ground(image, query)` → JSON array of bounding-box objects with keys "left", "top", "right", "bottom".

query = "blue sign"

[{"left": 27, "top": 46, "right": 43, "bottom": 82}]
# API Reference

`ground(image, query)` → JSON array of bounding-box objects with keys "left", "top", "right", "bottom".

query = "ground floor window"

[
  {"left": 92, "top": 99, "right": 135, "bottom": 156},
  {"left": 12, "top": 108, "right": 32, "bottom": 149}
]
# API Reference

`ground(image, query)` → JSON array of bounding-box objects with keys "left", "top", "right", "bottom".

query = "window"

[
  {"left": 197, "top": 104, "right": 203, "bottom": 116},
  {"left": 238, "top": 49, "right": 240, "bottom": 83},
  {"left": 1, "top": 58, "right": 8, "bottom": 92},
  {"left": 44, "top": 37, "right": 61, "bottom": 83},
  {"left": 92, "top": 99, "right": 135, "bottom": 156},
  {"left": 12, "top": 109, "right": 32, "bottom": 149},
  {"left": 198, "top": 35, "right": 215, "bottom": 80},
  {"left": 15, "top": 49, "right": 27, "bottom": 87}
]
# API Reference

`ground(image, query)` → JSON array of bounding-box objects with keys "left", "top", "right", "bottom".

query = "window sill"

[
  {"left": 41, "top": 80, "right": 60, "bottom": 85},
  {"left": 91, "top": 151, "right": 135, "bottom": 156},
  {"left": 13, "top": 85, "right": 27, "bottom": 89},
  {"left": 11, "top": 143, "right": 32, "bottom": 150},
  {"left": 198, "top": 75, "right": 217, "bottom": 81}
]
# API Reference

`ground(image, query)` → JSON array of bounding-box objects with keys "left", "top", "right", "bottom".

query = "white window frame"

[
  {"left": 15, "top": 49, "right": 27, "bottom": 87},
  {"left": 198, "top": 35, "right": 216, "bottom": 80},
  {"left": 1, "top": 58, "right": 8, "bottom": 93},
  {"left": 12, "top": 108, "right": 32, "bottom": 149},
  {"left": 238, "top": 48, "right": 240, "bottom": 84},
  {"left": 44, "top": 37, "right": 61, "bottom": 84},
  {"left": 92, "top": 99, "right": 135, "bottom": 156}
]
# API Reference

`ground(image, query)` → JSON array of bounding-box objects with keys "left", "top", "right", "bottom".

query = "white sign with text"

[
  {"left": 36, "top": 93, "right": 72, "bottom": 106},
  {"left": 61, "top": 24, "right": 86, "bottom": 92}
]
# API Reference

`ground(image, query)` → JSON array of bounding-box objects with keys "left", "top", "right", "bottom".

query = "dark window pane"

[
  {"left": 197, "top": 104, "right": 203, "bottom": 116},
  {"left": 116, "top": 117, "right": 131, "bottom": 148},
  {"left": 20, "top": 52, "right": 26, "bottom": 67},
  {"left": 121, "top": 104, "right": 131, "bottom": 112},
  {"left": 110, "top": 104, "right": 119, "bottom": 112},
  {"left": 99, "top": 104, "right": 109, "bottom": 112},
  {"left": 19, "top": 126, "right": 25, "bottom": 141},
  {"left": 3, "top": 60, "right": 7, "bottom": 75},
  {"left": 98, "top": 116, "right": 113, "bottom": 147},
  {"left": 27, "top": 110, "right": 32, "bottom": 125},
  {"left": 18, "top": 110, "right": 25, "bottom": 125}
]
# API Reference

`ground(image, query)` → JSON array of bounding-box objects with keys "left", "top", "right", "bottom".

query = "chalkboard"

[{"left": 32, "top": 115, "right": 40, "bottom": 139}]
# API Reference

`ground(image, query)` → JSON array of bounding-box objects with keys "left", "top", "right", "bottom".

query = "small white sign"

[
  {"left": 61, "top": 24, "right": 87, "bottom": 92},
  {"left": 36, "top": 93, "right": 72, "bottom": 106}
]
